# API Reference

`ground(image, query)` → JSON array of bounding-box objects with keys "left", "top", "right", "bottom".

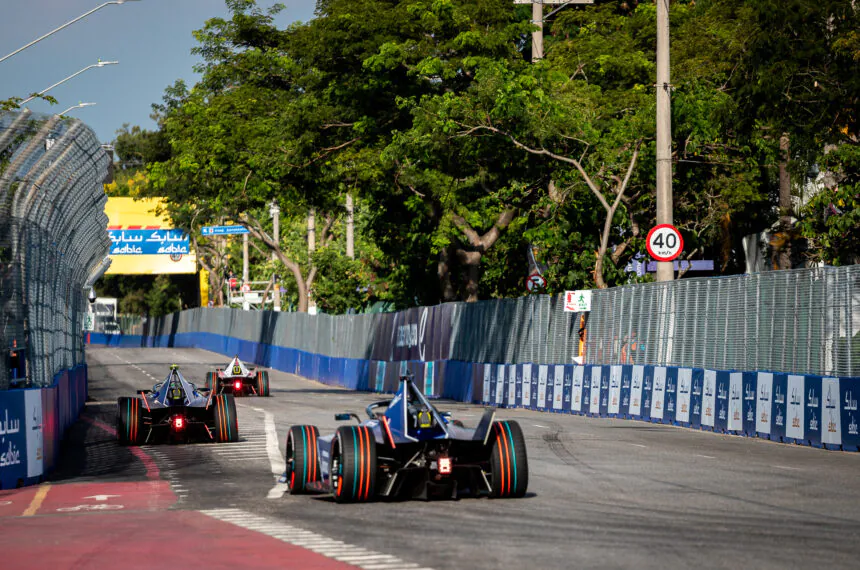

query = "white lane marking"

[
  {"left": 200, "top": 509, "right": 428, "bottom": 570},
  {"left": 628, "top": 443, "right": 647, "bottom": 448},
  {"left": 264, "top": 408, "right": 287, "bottom": 498},
  {"left": 695, "top": 454, "right": 716, "bottom": 459},
  {"left": 773, "top": 465, "right": 801, "bottom": 471},
  {"left": 532, "top": 424, "right": 549, "bottom": 428}
]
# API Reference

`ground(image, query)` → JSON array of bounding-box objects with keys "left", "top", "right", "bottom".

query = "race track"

[{"left": 14, "top": 346, "right": 860, "bottom": 569}]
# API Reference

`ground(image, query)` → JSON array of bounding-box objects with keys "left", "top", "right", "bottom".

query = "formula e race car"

[
  {"left": 117, "top": 365, "right": 239, "bottom": 445},
  {"left": 284, "top": 375, "right": 528, "bottom": 502},
  {"left": 205, "top": 356, "right": 270, "bottom": 397}
]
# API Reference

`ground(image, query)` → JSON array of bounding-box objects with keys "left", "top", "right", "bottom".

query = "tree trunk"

[
  {"left": 456, "top": 250, "right": 482, "bottom": 303},
  {"left": 438, "top": 247, "right": 456, "bottom": 302},
  {"left": 777, "top": 132, "right": 792, "bottom": 270},
  {"left": 451, "top": 208, "right": 516, "bottom": 303}
]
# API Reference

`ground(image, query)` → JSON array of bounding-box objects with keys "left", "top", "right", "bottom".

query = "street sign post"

[
  {"left": 201, "top": 225, "right": 250, "bottom": 236},
  {"left": 526, "top": 273, "right": 547, "bottom": 293},
  {"left": 646, "top": 224, "right": 684, "bottom": 262}
]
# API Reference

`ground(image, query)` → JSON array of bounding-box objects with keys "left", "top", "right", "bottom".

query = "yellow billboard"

[{"left": 105, "top": 197, "right": 197, "bottom": 275}]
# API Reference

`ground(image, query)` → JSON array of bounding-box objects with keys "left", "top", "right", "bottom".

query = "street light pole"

[
  {"left": 58, "top": 102, "right": 97, "bottom": 115},
  {"left": 269, "top": 200, "right": 281, "bottom": 311},
  {"left": 0, "top": 1, "right": 140, "bottom": 65},
  {"left": 20, "top": 61, "right": 118, "bottom": 106},
  {"left": 655, "top": 0, "right": 674, "bottom": 282}
]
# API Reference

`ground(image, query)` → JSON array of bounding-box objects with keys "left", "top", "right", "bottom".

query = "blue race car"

[
  {"left": 284, "top": 374, "right": 528, "bottom": 502},
  {"left": 116, "top": 365, "right": 239, "bottom": 445}
]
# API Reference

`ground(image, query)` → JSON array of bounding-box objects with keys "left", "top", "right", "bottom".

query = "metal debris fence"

[
  {"left": 139, "top": 265, "right": 858, "bottom": 378},
  {"left": 585, "top": 266, "right": 859, "bottom": 377},
  {"left": 0, "top": 109, "right": 111, "bottom": 389}
]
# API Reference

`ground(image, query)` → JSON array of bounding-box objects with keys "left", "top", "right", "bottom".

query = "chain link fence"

[
  {"left": 586, "top": 266, "right": 859, "bottom": 377},
  {"left": 140, "top": 263, "right": 858, "bottom": 378},
  {"left": 0, "top": 109, "right": 111, "bottom": 389}
]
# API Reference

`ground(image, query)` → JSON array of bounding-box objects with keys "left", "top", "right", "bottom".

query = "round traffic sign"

[
  {"left": 526, "top": 273, "right": 547, "bottom": 292},
  {"left": 646, "top": 224, "right": 684, "bottom": 262}
]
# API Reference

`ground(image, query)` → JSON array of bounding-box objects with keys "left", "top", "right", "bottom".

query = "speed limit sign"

[{"left": 646, "top": 224, "right": 683, "bottom": 262}]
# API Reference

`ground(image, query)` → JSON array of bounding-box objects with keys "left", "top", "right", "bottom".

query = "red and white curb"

[{"left": 200, "top": 508, "right": 434, "bottom": 570}]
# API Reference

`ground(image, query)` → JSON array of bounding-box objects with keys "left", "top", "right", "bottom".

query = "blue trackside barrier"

[
  {"left": 87, "top": 332, "right": 860, "bottom": 451},
  {"left": 0, "top": 363, "right": 88, "bottom": 489}
]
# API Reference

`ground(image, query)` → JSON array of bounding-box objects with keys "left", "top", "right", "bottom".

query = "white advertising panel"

[{"left": 650, "top": 367, "right": 667, "bottom": 420}]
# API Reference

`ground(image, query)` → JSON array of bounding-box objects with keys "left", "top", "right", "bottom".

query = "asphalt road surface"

[{"left": 41, "top": 347, "right": 860, "bottom": 568}]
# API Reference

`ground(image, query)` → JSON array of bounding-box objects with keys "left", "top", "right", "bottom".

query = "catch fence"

[
  {"left": 0, "top": 109, "right": 111, "bottom": 389},
  {"left": 140, "top": 264, "right": 858, "bottom": 378}
]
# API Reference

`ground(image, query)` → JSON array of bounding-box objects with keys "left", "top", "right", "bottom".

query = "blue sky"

[{"left": 1, "top": 0, "right": 317, "bottom": 143}]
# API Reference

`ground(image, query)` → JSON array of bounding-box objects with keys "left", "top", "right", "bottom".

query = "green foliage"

[
  {"left": 798, "top": 144, "right": 860, "bottom": 266},
  {"left": 113, "top": 0, "right": 859, "bottom": 313}
]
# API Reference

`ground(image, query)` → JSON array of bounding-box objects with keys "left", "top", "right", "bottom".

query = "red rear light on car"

[
  {"left": 438, "top": 456, "right": 452, "bottom": 475},
  {"left": 173, "top": 416, "right": 185, "bottom": 430},
  {"left": 234, "top": 380, "right": 242, "bottom": 391}
]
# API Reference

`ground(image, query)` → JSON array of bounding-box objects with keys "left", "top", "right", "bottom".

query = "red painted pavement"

[
  {"left": 0, "top": 511, "right": 356, "bottom": 570},
  {"left": 0, "top": 486, "right": 39, "bottom": 518}
]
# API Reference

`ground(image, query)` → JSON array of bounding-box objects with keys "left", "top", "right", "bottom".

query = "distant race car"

[
  {"left": 206, "top": 356, "right": 270, "bottom": 397},
  {"left": 117, "top": 364, "right": 239, "bottom": 445},
  {"left": 283, "top": 374, "right": 528, "bottom": 502}
]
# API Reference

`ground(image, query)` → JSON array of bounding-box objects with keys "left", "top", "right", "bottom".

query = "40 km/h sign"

[{"left": 646, "top": 224, "right": 684, "bottom": 262}]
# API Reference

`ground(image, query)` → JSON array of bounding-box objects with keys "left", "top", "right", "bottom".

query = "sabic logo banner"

[
  {"left": 676, "top": 368, "right": 692, "bottom": 424},
  {"left": 822, "top": 377, "right": 842, "bottom": 446},
  {"left": 728, "top": 372, "right": 743, "bottom": 432},
  {"left": 25, "top": 390, "right": 43, "bottom": 478},
  {"left": 629, "top": 365, "right": 644, "bottom": 417},
  {"left": 756, "top": 372, "right": 774, "bottom": 435},
  {"left": 522, "top": 363, "right": 533, "bottom": 408},
  {"left": 650, "top": 367, "right": 667, "bottom": 421},
  {"left": 786, "top": 374, "right": 805, "bottom": 440},
  {"left": 589, "top": 366, "right": 602, "bottom": 415},
  {"left": 537, "top": 365, "right": 548, "bottom": 409},
  {"left": 572, "top": 366, "right": 585, "bottom": 412},
  {"left": 608, "top": 365, "right": 622, "bottom": 416},
  {"left": 0, "top": 391, "right": 27, "bottom": 488}
]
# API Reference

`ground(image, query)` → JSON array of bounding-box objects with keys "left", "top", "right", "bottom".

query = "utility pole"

[
  {"left": 307, "top": 208, "right": 316, "bottom": 314},
  {"left": 532, "top": 2, "right": 544, "bottom": 61},
  {"left": 655, "top": 0, "right": 674, "bottom": 282},
  {"left": 242, "top": 233, "right": 250, "bottom": 310},
  {"left": 270, "top": 200, "right": 281, "bottom": 311},
  {"left": 345, "top": 194, "right": 354, "bottom": 260},
  {"left": 513, "top": 1, "right": 594, "bottom": 62}
]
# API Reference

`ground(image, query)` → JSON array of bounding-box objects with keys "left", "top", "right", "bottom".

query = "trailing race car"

[
  {"left": 205, "top": 356, "right": 270, "bottom": 397},
  {"left": 284, "top": 374, "right": 528, "bottom": 502},
  {"left": 117, "top": 364, "right": 239, "bottom": 445}
]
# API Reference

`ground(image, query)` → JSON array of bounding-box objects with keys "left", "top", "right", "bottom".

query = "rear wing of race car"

[{"left": 472, "top": 408, "right": 496, "bottom": 445}]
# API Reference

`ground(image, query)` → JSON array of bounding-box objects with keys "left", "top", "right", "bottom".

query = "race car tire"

[
  {"left": 212, "top": 394, "right": 239, "bottom": 443},
  {"left": 285, "top": 425, "right": 320, "bottom": 494},
  {"left": 206, "top": 371, "right": 218, "bottom": 392},
  {"left": 117, "top": 397, "right": 144, "bottom": 446},
  {"left": 488, "top": 420, "right": 528, "bottom": 498},
  {"left": 331, "top": 425, "right": 377, "bottom": 503},
  {"left": 256, "top": 370, "right": 270, "bottom": 397}
]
